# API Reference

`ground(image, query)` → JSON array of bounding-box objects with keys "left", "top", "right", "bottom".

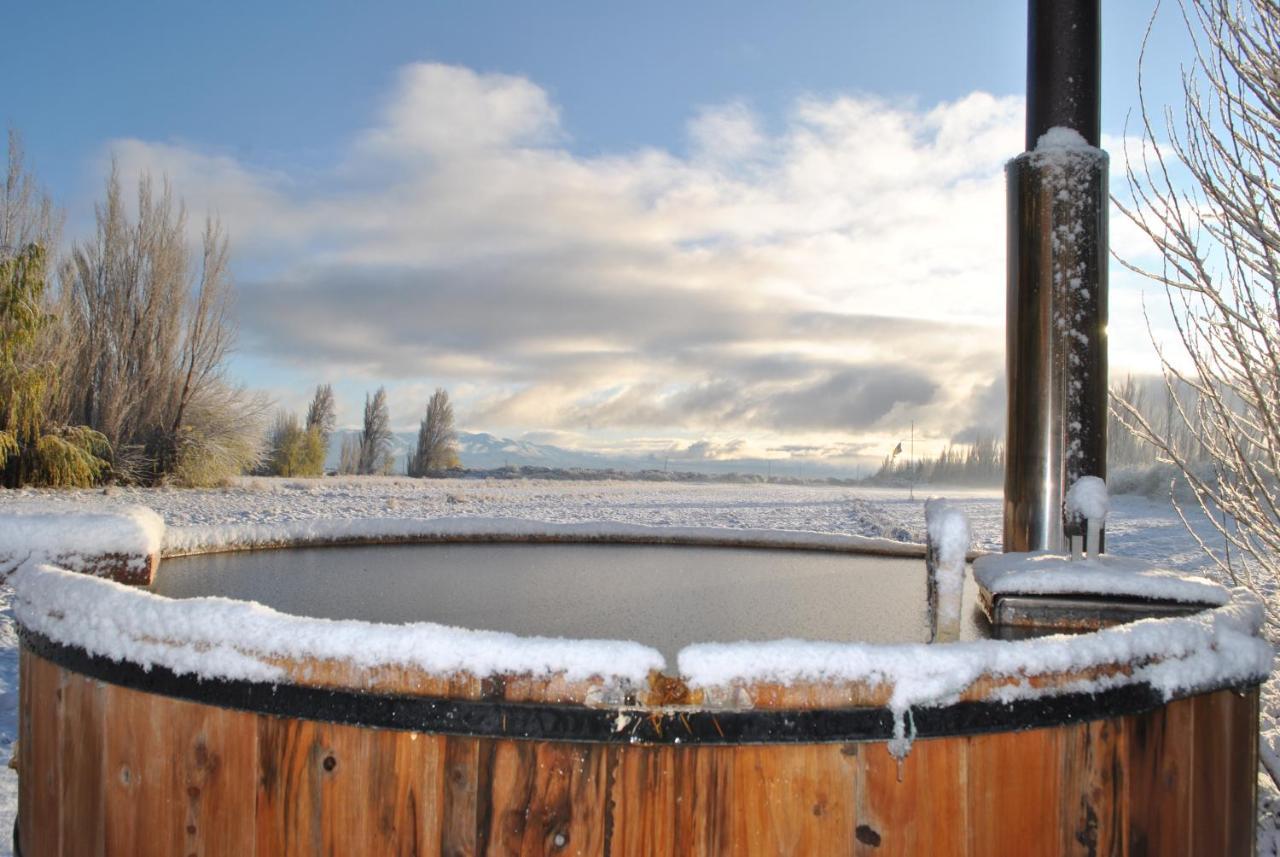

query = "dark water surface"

[{"left": 154, "top": 543, "right": 988, "bottom": 662}]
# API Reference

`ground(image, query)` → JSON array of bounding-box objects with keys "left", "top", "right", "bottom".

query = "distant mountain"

[
  {"left": 326, "top": 430, "right": 633, "bottom": 472},
  {"left": 326, "top": 430, "right": 863, "bottom": 479},
  {"left": 453, "top": 431, "right": 623, "bottom": 470}
]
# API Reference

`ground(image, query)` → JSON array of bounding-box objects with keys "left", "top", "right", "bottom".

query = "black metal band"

[{"left": 19, "top": 629, "right": 1261, "bottom": 746}]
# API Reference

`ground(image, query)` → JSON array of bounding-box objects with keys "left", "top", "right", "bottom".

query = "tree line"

[
  {"left": 866, "top": 380, "right": 1194, "bottom": 488},
  {"left": 1, "top": 134, "right": 264, "bottom": 487},
  {"left": 265, "top": 384, "right": 459, "bottom": 478},
  {"left": 0, "top": 131, "right": 459, "bottom": 487}
]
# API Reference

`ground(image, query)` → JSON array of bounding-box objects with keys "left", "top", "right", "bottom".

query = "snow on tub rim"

[
  {"left": 9, "top": 548, "right": 1270, "bottom": 721},
  {"left": 156, "top": 514, "right": 931, "bottom": 559}
]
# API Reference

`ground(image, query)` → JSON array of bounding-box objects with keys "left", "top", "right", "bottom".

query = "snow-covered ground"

[{"left": 0, "top": 476, "right": 1274, "bottom": 853}]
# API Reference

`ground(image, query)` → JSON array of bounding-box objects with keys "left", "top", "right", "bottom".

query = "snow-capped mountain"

[{"left": 326, "top": 430, "right": 862, "bottom": 478}]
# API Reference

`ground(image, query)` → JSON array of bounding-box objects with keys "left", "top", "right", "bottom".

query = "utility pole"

[{"left": 909, "top": 420, "right": 915, "bottom": 501}]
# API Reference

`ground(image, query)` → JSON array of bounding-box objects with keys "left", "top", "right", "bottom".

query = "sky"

[{"left": 3, "top": 1, "right": 1197, "bottom": 473}]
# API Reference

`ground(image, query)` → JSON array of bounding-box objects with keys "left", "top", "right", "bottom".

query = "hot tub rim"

[
  {"left": 18, "top": 628, "right": 1266, "bottom": 747},
  {"left": 157, "top": 528, "right": 943, "bottom": 562}
]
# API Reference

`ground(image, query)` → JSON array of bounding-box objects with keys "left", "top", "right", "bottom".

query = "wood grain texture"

[
  {"left": 728, "top": 743, "right": 857, "bottom": 857},
  {"left": 967, "top": 725, "right": 1064, "bottom": 857},
  {"left": 482, "top": 741, "right": 610, "bottom": 856},
  {"left": 16, "top": 649, "right": 1263, "bottom": 857},
  {"left": 103, "top": 683, "right": 177, "bottom": 857},
  {"left": 57, "top": 670, "right": 105, "bottom": 857},
  {"left": 1059, "top": 718, "right": 1127, "bottom": 857},
  {"left": 1127, "top": 694, "right": 1195, "bottom": 857},
  {"left": 858, "top": 737, "right": 966, "bottom": 857},
  {"left": 1191, "top": 689, "right": 1258, "bottom": 857},
  {"left": 167, "top": 698, "right": 258, "bottom": 856},
  {"left": 609, "top": 745, "right": 734, "bottom": 855},
  {"left": 25, "top": 653, "right": 62, "bottom": 857},
  {"left": 16, "top": 649, "right": 32, "bottom": 856}
]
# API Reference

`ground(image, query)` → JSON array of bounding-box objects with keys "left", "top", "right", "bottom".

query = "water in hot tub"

[{"left": 152, "top": 542, "right": 989, "bottom": 663}]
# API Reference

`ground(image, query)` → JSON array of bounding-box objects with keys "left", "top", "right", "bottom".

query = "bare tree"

[
  {"left": 357, "top": 387, "right": 393, "bottom": 475},
  {"left": 1, "top": 130, "right": 61, "bottom": 257},
  {"left": 64, "top": 167, "right": 261, "bottom": 484},
  {"left": 1113, "top": 0, "right": 1280, "bottom": 630},
  {"left": 305, "top": 384, "right": 337, "bottom": 447},
  {"left": 338, "top": 433, "right": 361, "bottom": 475},
  {"left": 408, "top": 388, "right": 460, "bottom": 476}
]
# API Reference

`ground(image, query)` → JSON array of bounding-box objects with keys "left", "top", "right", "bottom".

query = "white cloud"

[
  {"left": 363, "top": 64, "right": 562, "bottom": 158},
  {"left": 99, "top": 62, "right": 1155, "bottom": 463}
]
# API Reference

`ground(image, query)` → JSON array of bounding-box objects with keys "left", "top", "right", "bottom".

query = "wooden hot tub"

[{"left": 11, "top": 531, "right": 1269, "bottom": 856}]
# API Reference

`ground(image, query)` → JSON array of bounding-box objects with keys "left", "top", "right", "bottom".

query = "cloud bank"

[{"left": 110, "top": 63, "right": 1027, "bottom": 461}]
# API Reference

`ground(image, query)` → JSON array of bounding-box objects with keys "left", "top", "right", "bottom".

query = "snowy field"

[{"left": 0, "top": 476, "right": 1274, "bottom": 852}]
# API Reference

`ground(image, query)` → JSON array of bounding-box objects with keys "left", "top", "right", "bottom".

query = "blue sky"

[{"left": 3, "top": 1, "right": 1194, "bottom": 471}]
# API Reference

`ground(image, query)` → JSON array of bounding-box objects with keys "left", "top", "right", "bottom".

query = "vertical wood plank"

[
  {"left": 1191, "top": 689, "right": 1259, "bottom": 857},
  {"left": 103, "top": 683, "right": 176, "bottom": 857},
  {"left": 610, "top": 745, "right": 735, "bottom": 857},
  {"left": 858, "top": 737, "right": 967, "bottom": 857},
  {"left": 258, "top": 717, "right": 451, "bottom": 857},
  {"left": 608, "top": 746, "right": 678, "bottom": 856},
  {"left": 483, "top": 740, "right": 610, "bottom": 856},
  {"left": 57, "top": 671, "right": 105, "bottom": 857},
  {"left": 968, "top": 726, "right": 1063, "bottom": 857},
  {"left": 1126, "top": 696, "right": 1194, "bottom": 857},
  {"left": 25, "top": 655, "right": 63, "bottom": 857},
  {"left": 728, "top": 743, "right": 859, "bottom": 857},
  {"left": 17, "top": 648, "right": 33, "bottom": 857},
  {"left": 441, "top": 736, "right": 488, "bottom": 857},
  {"left": 1059, "top": 718, "right": 1127, "bottom": 857},
  {"left": 365, "top": 729, "right": 447, "bottom": 856},
  {"left": 167, "top": 701, "right": 258, "bottom": 857},
  {"left": 674, "top": 746, "right": 733, "bottom": 856},
  {"left": 1226, "top": 689, "right": 1261, "bottom": 857},
  {"left": 256, "top": 716, "right": 323, "bottom": 856},
  {"left": 1191, "top": 691, "right": 1229, "bottom": 857}
]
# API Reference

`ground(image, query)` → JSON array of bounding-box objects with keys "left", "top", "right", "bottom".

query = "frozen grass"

[{"left": 0, "top": 475, "right": 1273, "bottom": 853}]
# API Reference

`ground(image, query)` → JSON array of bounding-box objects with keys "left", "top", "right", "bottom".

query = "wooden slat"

[
  {"left": 255, "top": 716, "right": 325, "bottom": 855},
  {"left": 161, "top": 699, "right": 258, "bottom": 856},
  {"left": 365, "top": 729, "right": 448, "bottom": 856},
  {"left": 727, "top": 743, "right": 858, "bottom": 857},
  {"left": 610, "top": 745, "right": 735, "bottom": 856},
  {"left": 967, "top": 726, "right": 1063, "bottom": 857},
  {"left": 1126, "top": 695, "right": 1194, "bottom": 857},
  {"left": 858, "top": 737, "right": 967, "bottom": 857},
  {"left": 17, "top": 648, "right": 32, "bottom": 857},
  {"left": 606, "top": 746, "right": 675, "bottom": 856},
  {"left": 103, "top": 683, "right": 177, "bottom": 857},
  {"left": 440, "top": 736, "right": 491, "bottom": 857},
  {"left": 25, "top": 654, "right": 63, "bottom": 857},
  {"left": 481, "top": 740, "right": 609, "bottom": 855},
  {"left": 58, "top": 670, "right": 105, "bottom": 857},
  {"left": 1227, "top": 689, "right": 1261, "bottom": 857},
  {"left": 1059, "top": 717, "right": 1127, "bottom": 857},
  {"left": 1191, "top": 689, "right": 1258, "bottom": 857}
]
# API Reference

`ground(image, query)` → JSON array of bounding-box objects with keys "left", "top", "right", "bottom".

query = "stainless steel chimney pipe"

[{"left": 1004, "top": 0, "right": 1108, "bottom": 553}]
